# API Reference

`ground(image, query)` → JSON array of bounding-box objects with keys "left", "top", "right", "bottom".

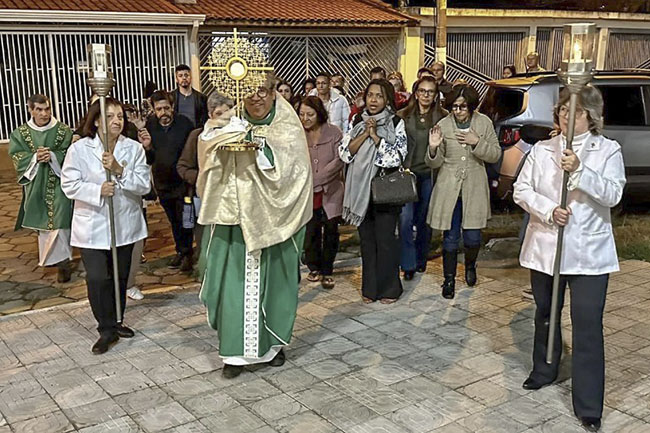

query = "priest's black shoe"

[
  {"left": 92, "top": 334, "right": 118, "bottom": 355},
  {"left": 580, "top": 417, "right": 601, "bottom": 432},
  {"left": 522, "top": 376, "right": 553, "bottom": 390},
  {"left": 222, "top": 364, "right": 243, "bottom": 379},
  {"left": 416, "top": 264, "right": 427, "bottom": 273},
  {"left": 116, "top": 325, "right": 135, "bottom": 338},
  {"left": 403, "top": 270, "right": 415, "bottom": 281},
  {"left": 269, "top": 349, "right": 285, "bottom": 367}
]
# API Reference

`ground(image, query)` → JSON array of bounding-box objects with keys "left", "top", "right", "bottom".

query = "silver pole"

[
  {"left": 546, "top": 91, "right": 577, "bottom": 364},
  {"left": 98, "top": 96, "right": 123, "bottom": 324},
  {"left": 87, "top": 44, "right": 122, "bottom": 324}
]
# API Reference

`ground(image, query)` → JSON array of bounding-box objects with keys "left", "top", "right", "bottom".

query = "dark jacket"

[
  {"left": 177, "top": 128, "right": 201, "bottom": 195},
  {"left": 172, "top": 88, "right": 208, "bottom": 128},
  {"left": 145, "top": 115, "right": 195, "bottom": 199}
]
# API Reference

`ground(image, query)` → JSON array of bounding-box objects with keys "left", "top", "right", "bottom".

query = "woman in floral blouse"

[{"left": 339, "top": 79, "right": 408, "bottom": 304}]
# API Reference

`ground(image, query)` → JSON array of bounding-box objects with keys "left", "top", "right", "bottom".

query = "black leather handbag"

[{"left": 371, "top": 167, "right": 418, "bottom": 206}]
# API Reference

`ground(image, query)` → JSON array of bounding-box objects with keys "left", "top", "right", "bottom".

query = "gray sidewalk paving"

[{"left": 1, "top": 259, "right": 650, "bottom": 433}]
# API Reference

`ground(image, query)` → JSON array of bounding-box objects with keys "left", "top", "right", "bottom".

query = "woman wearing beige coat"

[{"left": 426, "top": 85, "right": 501, "bottom": 299}]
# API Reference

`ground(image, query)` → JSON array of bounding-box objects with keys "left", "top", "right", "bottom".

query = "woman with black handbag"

[
  {"left": 339, "top": 79, "right": 408, "bottom": 304},
  {"left": 426, "top": 84, "right": 501, "bottom": 299}
]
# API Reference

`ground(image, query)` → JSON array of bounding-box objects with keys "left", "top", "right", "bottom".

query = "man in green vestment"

[
  {"left": 196, "top": 76, "right": 313, "bottom": 378},
  {"left": 9, "top": 94, "right": 74, "bottom": 282}
]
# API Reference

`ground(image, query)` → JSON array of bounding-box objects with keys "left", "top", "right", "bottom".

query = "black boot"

[
  {"left": 56, "top": 259, "right": 72, "bottom": 283},
  {"left": 441, "top": 249, "right": 457, "bottom": 299},
  {"left": 464, "top": 246, "right": 480, "bottom": 287}
]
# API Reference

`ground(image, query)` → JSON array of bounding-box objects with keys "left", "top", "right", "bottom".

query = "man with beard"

[
  {"left": 140, "top": 90, "right": 195, "bottom": 272},
  {"left": 172, "top": 64, "right": 208, "bottom": 128},
  {"left": 196, "top": 75, "right": 312, "bottom": 379},
  {"left": 9, "top": 94, "right": 73, "bottom": 283}
]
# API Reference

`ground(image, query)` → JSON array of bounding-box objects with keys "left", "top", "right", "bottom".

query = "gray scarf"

[{"left": 342, "top": 109, "right": 397, "bottom": 226}]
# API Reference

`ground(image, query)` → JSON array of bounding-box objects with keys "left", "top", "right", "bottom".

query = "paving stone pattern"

[
  {"left": 0, "top": 182, "right": 361, "bottom": 316},
  {"left": 1, "top": 257, "right": 650, "bottom": 432}
]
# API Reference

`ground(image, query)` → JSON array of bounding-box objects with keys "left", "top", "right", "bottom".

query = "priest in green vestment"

[
  {"left": 196, "top": 77, "right": 313, "bottom": 378},
  {"left": 8, "top": 94, "right": 74, "bottom": 283}
]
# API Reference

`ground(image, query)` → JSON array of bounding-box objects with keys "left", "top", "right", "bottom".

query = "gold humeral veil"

[{"left": 196, "top": 96, "right": 313, "bottom": 252}]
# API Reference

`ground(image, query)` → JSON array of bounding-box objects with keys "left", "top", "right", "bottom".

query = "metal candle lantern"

[
  {"left": 86, "top": 44, "right": 123, "bottom": 323},
  {"left": 547, "top": 23, "right": 596, "bottom": 364}
]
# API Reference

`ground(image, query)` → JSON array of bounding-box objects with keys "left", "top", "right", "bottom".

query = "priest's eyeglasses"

[{"left": 252, "top": 87, "right": 271, "bottom": 99}]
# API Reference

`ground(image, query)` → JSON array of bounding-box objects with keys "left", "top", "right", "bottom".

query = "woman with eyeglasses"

[
  {"left": 426, "top": 84, "right": 501, "bottom": 299},
  {"left": 339, "top": 79, "right": 408, "bottom": 304},
  {"left": 397, "top": 77, "right": 447, "bottom": 280},
  {"left": 513, "top": 86, "right": 624, "bottom": 432},
  {"left": 61, "top": 98, "right": 151, "bottom": 354}
]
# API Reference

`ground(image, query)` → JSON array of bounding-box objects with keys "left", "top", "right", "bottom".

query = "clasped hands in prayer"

[
  {"left": 363, "top": 118, "right": 381, "bottom": 146},
  {"left": 36, "top": 147, "right": 51, "bottom": 163}
]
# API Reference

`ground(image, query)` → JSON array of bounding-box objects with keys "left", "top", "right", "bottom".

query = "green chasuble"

[
  {"left": 8, "top": 120, "right": 73, "bottom": 231},
  {"left": 198, "top": 100, "right": 312, "bottom": 361}
]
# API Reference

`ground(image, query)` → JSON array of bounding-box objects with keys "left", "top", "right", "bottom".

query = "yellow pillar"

[
  {"left": 190, "top": 20, "right": 201, "bottom": 92},
  {"left": 399, "top": 26, "right": 424, "bottom": 92}
]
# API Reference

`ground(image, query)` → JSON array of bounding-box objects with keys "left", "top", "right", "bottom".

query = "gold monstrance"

[{"left": 200, "top": 28, "right": 274, "bottom": 151}]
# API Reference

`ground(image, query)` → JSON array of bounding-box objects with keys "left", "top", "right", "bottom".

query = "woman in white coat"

[
  {"left": 61, "top": 98, "right": 151, "bottom": 355},
  {"left": 513, "top": 85, "right": 625, "bottom": 432}
]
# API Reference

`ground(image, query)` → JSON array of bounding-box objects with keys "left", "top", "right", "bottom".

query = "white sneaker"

[{"left": 127, "top": 287, "right": 144, "bottom": 300}]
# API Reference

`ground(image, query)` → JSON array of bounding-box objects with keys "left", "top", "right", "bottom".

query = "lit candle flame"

[{"left": 573, "top": 40, "right": 583, "bottom": 62}]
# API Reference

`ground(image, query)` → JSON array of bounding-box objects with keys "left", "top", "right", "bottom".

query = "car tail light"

[{"left": 499, "top": 127, "right": 521, "bottom": 147}]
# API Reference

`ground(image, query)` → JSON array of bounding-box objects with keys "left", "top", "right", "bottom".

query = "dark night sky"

[{"left": 383, "top": 1, "right": 650, "bottom": 13}]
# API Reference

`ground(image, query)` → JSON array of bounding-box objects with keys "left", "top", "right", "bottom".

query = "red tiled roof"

[
  {"left": 0, "top": 0, "right": 417, "bottom": 27},
  {"left": 178, "top": 0, "right": 417, "bottom": 26},
  {"left": 0, "top": 0, "right": 183, "bottom": 14}
]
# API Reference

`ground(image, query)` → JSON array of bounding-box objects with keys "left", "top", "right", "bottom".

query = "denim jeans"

[
  {"left": 442, "top": 198, "right": 481, "bottom": 251},
  {"left": 399, "top": 172, "right": 434, "bottom": 271}
]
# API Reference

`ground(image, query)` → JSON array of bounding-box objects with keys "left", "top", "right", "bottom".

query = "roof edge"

[
  {"left": 445, "top": 7, "right": 650, "bottom": 21},
  {"left": 201, "top": 18, "right": 409, "bottom": 28},
  {"left": 0, "top": 9, "right": 206, "bottom": 25},
  {"left": 355, "top": 0, "right": 419, "bottom": 24}
]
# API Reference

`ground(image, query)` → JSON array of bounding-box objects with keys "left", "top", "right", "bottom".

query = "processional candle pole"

[
  {"left": 547, "top": 23, "right": 596, "bottom": 364},
  {"left": 86, "top": 44, "right": 123, "bottom": 323}
]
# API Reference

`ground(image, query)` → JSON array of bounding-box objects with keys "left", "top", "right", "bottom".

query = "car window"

[
  {"left": 597, "top": 85, "right": 647, "bottom": 127},
  {"left": 479, "top": 87, "right": 525, "bottom": 123}
]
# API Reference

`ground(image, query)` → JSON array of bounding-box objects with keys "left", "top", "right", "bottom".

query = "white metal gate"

[
  {"left": 0, "top": 30, "right": 188, "bottom": 142},
  {"left": 199, "top": 31, "right": 400, "bottom": 100}
]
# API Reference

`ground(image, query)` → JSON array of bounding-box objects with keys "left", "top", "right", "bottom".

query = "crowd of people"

[{"left": 7, "top": 51, "right": 624, "bottom": 431}]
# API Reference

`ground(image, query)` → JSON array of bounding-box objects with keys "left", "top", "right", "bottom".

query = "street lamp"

[
  {"left": 547, "top": 23, "right": 596, "bottom": 364},
  {"left": 86, "top": 44, "right": 123, "bottom": 323}
]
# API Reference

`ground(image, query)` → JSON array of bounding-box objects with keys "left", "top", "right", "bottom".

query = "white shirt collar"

[
  {"left": 561, "top": 131, "right": 591, "bottom": 148},
  {"left": 27, "top": 117, "right": 58, "bottom": 132}
]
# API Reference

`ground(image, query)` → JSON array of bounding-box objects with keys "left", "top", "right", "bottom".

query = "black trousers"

[
  {"left": 304, "top": 207, "right": 340, "bottom": 276},
  {"left": 159, "top": 196, "right": 193, "bottom": 257},
  {"left": 358, "top": 202, "right": 403, "bottom": 301},
  {"left": 530, "top": 270, "right": 608, "bottom": 419},
  {"left": 81, "top": 244, "right": 134, "bottom": 337}
]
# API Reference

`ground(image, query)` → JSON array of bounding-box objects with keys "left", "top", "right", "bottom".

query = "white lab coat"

[
  {"left": 61, "top": 135, "right": 151, "bottom": 250},
  {"left": 513, "top": 133, "right": 626, "bottom": 276}
]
